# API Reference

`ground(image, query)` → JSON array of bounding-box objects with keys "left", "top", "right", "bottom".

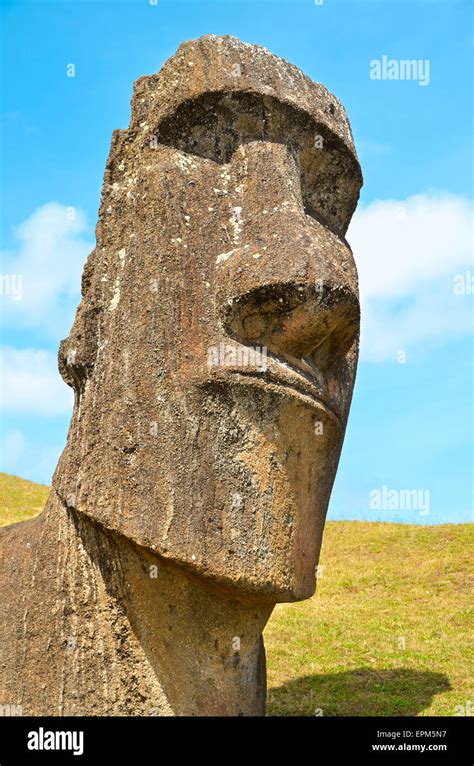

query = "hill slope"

[
  {"left": 0, "top": 472, "right": 50, "bottom": 527},
  {"left": 1, "top": 473, "right": 472, "bottom": 717}
]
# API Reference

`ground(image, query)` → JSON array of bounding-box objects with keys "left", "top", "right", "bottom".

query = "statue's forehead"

[{"left": 130, "top": 35, "right": 359, "bottom": 166}]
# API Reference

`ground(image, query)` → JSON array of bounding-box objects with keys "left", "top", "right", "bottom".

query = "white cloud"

[
  {"left": 0, "top": 347, "right": 73, "bottom": 416},
  {"left": 347, "top": 193, "right": 474, "bottom": 362},
  {"left": 1, "top": 202, "right": 93, "bottom": 336}
]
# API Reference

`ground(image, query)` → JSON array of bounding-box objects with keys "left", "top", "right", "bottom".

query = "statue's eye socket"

[
  {"left": 180, "top": 122, "right": 238, "bottom": 164},
  {"left": 154, "top": 92, "right": 361, "bottom": 237},
  {"left": 154, "top": 95, "right": 241, "bottom": 164}
]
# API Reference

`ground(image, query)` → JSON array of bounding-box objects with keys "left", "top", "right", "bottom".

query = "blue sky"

[{"left": 1, "top": 0, "right": 472, "bottom": 523}]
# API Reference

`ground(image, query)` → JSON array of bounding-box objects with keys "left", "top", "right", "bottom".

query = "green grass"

[
  {"left": 0, "top": 472, "right": 50, "bottom": 527},
  {"left": 265, "top": 521, "right": 473, "bottom": 716},
  {"left": 1, "top": 473, "right": 472, "bottom": 716}
]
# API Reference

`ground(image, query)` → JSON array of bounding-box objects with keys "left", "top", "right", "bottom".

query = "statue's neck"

[{"left": 44, "top": 493, "right": 273, "bottom": 716}]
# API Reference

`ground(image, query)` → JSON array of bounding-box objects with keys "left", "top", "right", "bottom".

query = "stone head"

[{"left": 56, "top": 35, "right": 362, "bottom": 602}]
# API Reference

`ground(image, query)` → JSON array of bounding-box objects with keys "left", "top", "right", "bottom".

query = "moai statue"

[{"left": 0, "top": 35, "right": 362, "bottom": 716}]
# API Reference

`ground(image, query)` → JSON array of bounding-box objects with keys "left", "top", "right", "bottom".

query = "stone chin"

[{"left": 193, "top": 377, "right": 346, "bottom": 602}]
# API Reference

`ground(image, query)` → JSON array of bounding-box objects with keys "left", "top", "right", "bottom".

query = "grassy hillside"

[
  {"left": 265, "top": 521, "right": 473, "bottom": 717},
  {"left": 0, "top": 472, "right": 50, "bottom": 527},
  {"left": 1, "top": 473, "right": 472, "bottom": 717}
]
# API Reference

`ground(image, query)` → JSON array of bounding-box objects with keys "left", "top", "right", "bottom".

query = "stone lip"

[{"left": 129, "top": 34, "right": 362, "bottom": 176}]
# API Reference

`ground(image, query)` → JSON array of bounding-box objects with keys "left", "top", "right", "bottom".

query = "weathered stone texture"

[{"left": 1, "top": 35, "right": 362, "bottom": 715}]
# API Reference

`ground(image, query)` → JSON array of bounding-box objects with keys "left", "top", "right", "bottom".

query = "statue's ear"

[{"left": 58, "top": 251, "right": 101, "bottom": 393}]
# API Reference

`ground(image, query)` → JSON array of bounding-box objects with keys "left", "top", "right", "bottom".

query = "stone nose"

[
  {"left": 223, "top": 282, "right": 359, "bottom": 372},
  {"left": 215, "top": 141, "right": 359, "bottom": 369}
]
